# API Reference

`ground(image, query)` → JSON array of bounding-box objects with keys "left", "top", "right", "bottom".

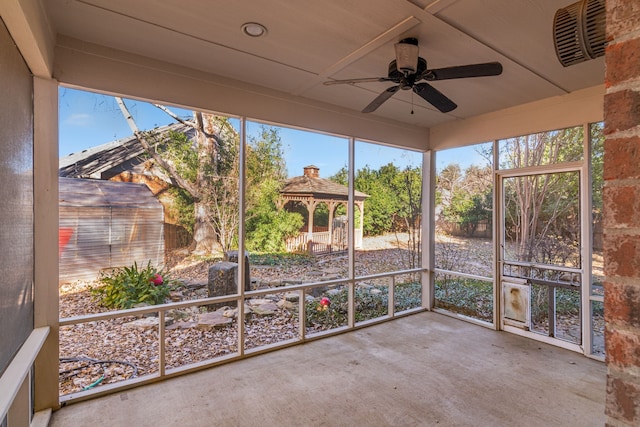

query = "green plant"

[
  {"left": 304, "top": 285, "right": 400, "bottom": 331},
  {"left": 305, "top": 289, "right": 349, "bottom": 331},
  {"left": 395, "top": 282, "right": 422, "bottom": 312},
  {"left": 91, "top": 261, "right": 177, "bottom": 309},
  {"left": 249, "top": 252, "right": 311, "bottom": 266},
  {"left": 435, "top": 277, "right": 493, "bottom": 322}
]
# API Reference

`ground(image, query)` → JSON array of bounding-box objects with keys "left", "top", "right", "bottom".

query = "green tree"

[
  {"left": 117, "top": 99, "right": 296, "bottom": 254},
  {"left": 331, "top": 163, "right": 422, "bottom": 238},
  {"left": 438, "top": 163, "right": 492, "bottom": 237},
  {"left": 354, "top": 166, "right": 396, "bottom": 235},
  {"left": 117, "top": 98, "right": 239, "bottom": 254},
  {"left": 245, "top": 126, "right": 303, "bottom": 252},
  {"left": 245, "top": 179, "right": 303, "bottom": 252}
]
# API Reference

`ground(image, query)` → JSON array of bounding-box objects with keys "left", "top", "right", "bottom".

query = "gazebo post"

[
  {"left": 356, "top": 201, "right": 364, "bottom": 249},
  {"left": 327, "top": 202, "right": 335, "bottom": 253},
  {"left": 307, "top": 200, "right": 317, "bottom": 254}
]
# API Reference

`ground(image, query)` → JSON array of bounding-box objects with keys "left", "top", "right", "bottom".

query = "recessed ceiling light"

[{"left": 241, "top": 22, "right": 267, "bottom": 37}]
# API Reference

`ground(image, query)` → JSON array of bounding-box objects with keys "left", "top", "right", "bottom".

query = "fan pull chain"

[{"left": 411, "top": 91, "right": 415, "bottom": 114}]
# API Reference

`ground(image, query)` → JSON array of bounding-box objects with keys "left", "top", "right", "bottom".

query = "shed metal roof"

[
  {"left": 59, "top": 177, "right": 163, "bottom": 209},
  {"left": 59, "top": 122, "right": 193, "bottom": 179}
]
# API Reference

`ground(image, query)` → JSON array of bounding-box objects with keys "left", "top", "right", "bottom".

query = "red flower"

[
  {"left": 320, "top": 297, "right": 331, "bottom": 307},
  {"left": 150, "top": 274, "right": 163, "bottom": 286}
]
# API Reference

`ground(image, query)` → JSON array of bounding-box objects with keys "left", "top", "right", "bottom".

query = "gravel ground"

[
  {"left": 58, "top": 233, "right": 602, "bottom": 395},
  {"left": 58, "top": 233, "right": 419, "bottom": 395}
]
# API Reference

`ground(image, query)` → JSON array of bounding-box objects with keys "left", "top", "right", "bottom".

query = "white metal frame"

[
  {"left": 584, "top": 122, "right": 605, "bottom": 361},
  {"left": 496, "top": 157, "right": 589, "bottom": 355},
  {"left": 432, "top": 124, "right": 602, "bottom": 359},
  {"left": 55, "top": 120, "right": 429, "bottom": 404},
  {"left": 58, "top": 269, "right": 425, "bottom": 403},
  {"left": 501, "top": 278, "right": 530, "bottom": 327}
]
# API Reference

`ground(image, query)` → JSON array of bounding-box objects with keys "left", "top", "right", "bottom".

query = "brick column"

[{"left": 603, "top": 2, "right": 640, "bottom": 426}]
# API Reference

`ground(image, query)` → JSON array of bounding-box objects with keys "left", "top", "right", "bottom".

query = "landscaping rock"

[
  {"left": 169, "top": 291, "right": 183, "bottom": 301},
  {"left": 284, "top": 291, "right": 300, "bottom": 302},
  {"left": 277, "top": 299, "right": 295, "bottom": 310},
  {"left": 123, "top": 316, "right": 174, "bottom": 330},
  {"left": 208, "top": 261, "right": 238, "bottom": 310},
  {"left": 251, "top": 303, "right": 278, "bottom": 316},
  {"left": 327, "top": 288, "right": 343, "bottom": 296},
  {"left": 224, "top": 250, "right": 251, "bottom": 291},
  {"left": 222, "top": 304, "right": 252, "bottom": 319},
  {"left": 197, "top": 312, "right": 232, "bottom": 330},
  {"left": 166, "top": 321, "right": 197, "bottom": 330},
  {"left": 248, "top": 298, "right": 273, "bottom": 306}
]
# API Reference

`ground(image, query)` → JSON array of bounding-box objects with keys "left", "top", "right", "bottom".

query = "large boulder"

[
  {"left": 208, "top": 261, "right": 238, "bottom": 310},
  {"left": 224, "top": 250, "right": 251, "bottom": 291}
]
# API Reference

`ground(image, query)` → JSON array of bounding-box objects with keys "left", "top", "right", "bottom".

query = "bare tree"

[{"left": 502, "top": 128, "right": 582, "bottom": 265}]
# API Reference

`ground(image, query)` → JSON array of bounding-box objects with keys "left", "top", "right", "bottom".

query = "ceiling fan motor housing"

[
  {"left": 388, "top": 57, "right": 427, "bottom": 81},
  {"left": 553, "top": 0, "right": 605, "bottom": 67}
]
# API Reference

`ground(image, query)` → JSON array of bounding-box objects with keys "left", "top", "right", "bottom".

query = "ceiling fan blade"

[
  {"left": 422, "top": 62, "right": 503, "bottom": 81},
  {"left": 413, "top": 83, "right": 457, "bottom": 113},
  {"left": 362, "top": 86, "right": 400, "bottom": 113},
  {"left": 323, "top": 77, "right": 392, "bottom": 86}
]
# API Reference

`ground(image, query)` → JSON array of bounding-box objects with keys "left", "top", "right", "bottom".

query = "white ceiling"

[{"left": 43, "top": 0, "right": 604, "bottom": 130}]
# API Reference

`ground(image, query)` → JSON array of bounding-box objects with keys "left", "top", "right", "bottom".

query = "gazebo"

[{"left": 279, "top": 165, "right": 368, "bottom": 254}]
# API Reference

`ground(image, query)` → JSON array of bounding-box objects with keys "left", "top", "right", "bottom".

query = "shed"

[
  {"left": 59, "top": 122, "right": 195, "bottom": 249},
  {"left": 59, "top": 177, "right": 165, "bottom": 283}
]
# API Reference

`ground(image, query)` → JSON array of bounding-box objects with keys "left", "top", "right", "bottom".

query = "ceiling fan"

[{"left": 323, "top": 38, "right": 503, "bottom": 114}]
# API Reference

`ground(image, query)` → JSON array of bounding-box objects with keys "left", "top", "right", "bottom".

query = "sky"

[{"left": 59, "top": 87, "right": 483, "bottom": 177}]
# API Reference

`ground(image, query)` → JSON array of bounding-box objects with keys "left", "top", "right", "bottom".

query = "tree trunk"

[
  {"left": 192, "top": 112, "right": 221, "bottom": 254},
  {"left": 192, "top": 201, "right": 219, "bottom": 254}
]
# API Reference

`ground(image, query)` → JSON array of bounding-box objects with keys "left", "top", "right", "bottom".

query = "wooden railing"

[{"left": 284, "top": 229, "right": 361, "bottom": 255}]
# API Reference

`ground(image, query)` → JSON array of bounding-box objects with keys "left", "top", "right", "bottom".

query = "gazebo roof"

[{"left": 281, "top": 165, "right": 368, "bottom": 201}]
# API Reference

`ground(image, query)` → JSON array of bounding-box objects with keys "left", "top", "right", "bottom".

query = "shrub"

[
  {"left": 305, "top": 284, "right": 416, "bottom": 331},
  {"left": 249, "top": 252, "right": 311, "bottom": 266},
  {"left": 91, "top": 261, "right": 177, "bottom": 309},
  {"left": 435, "top": 277, "right": 493, "bottom": 322},
  {"left": 305, "top": 291, "right": 349, "bottom": 331},
  {"left": 395, "top": 282, "right": 422, "bottom": 312}
]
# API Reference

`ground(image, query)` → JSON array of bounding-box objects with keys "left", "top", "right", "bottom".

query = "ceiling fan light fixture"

[
  {"left": 241, "top": 22, "right": 268, "bottom": 37},
  {"left": 394, "top": 38, "right": 419, "bottom": 73}
]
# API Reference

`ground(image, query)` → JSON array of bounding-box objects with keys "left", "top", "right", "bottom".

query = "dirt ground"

[{"left": 58, "top": 233, "right": 603, "bottom": 395}]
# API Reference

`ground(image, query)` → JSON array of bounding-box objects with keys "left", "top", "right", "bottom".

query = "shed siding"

[{"left": 59, "top": 178, "right": 164, "bottom": 282}]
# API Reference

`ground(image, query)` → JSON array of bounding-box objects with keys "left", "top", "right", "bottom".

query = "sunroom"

[{"left": 1, "top": 0, "right": 637, "bottom": 426}]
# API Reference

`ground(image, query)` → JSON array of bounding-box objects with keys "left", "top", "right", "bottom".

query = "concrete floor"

[{"left": 50, "top": 312, "right": 606, "bottom": 427}]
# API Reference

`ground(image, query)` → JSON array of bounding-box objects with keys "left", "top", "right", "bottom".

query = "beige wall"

[
  {"left": 54, "top": 33, "right": 606, "bottom": 156},
  {"left": 429, "top": 85, "right": 604, "bottom": 150},
  {"left": 0, "top": 0, "right": 55, "bottom": 77}
]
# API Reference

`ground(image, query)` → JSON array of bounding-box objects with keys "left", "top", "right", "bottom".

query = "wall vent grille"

[{"left": 553, "top": 0, "right": 605, "bottom": 67}]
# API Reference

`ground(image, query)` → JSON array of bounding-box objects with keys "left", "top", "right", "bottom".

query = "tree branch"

[
  {"left": 153, "top": 103, "right": 194, "bottom": 128},
  {"left": 115, "top": 97, "right": 201, "bottom": 201},
  {"left": 152, "top": 104, "right": 234, "bottom": 145}
]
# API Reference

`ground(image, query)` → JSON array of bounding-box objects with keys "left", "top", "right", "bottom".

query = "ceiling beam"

[
  {"left": 0, "top": 0, "right": 55, "bottom": 77},
  {"left": 292, "top": 16, "right": 421, "bottom": 96}
]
